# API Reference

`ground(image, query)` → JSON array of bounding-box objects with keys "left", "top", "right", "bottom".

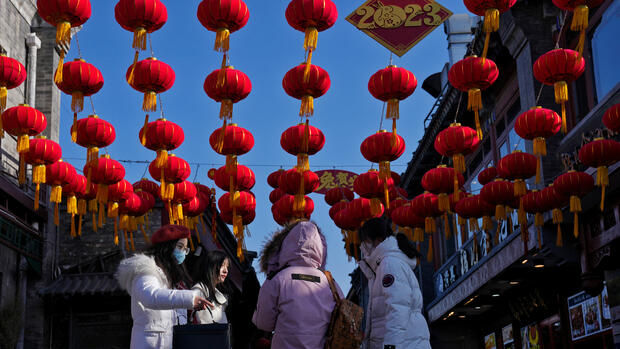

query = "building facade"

[{"left": 400, "top": 0, "right": 620, "bottom": 348}]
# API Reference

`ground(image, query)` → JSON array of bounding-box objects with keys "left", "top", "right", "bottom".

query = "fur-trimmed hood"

[
  {"left": 258, "top": 220, "right": 327, "bottom": 274},
  {"left": 115, "top": 253, "right": 168, "bottom": 292}
]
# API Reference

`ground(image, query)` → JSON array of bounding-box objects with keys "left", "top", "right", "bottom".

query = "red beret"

[{"left": 151, "top": 225, "right": 190, "bottom": 244}]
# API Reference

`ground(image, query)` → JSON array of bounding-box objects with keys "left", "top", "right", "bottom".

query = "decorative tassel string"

[
  {"left": 133, "top": 27, "right": 147, "bottom": 50},
  {"left": 554, "top": 81, "right": 568, "bottom": 134},
  {"left": 143, "top": 91, "right": 157, "bottom": 112},
  {"left": 571, "top": 5, "right": 589, "bottom": 60},
  {"left": 300, "top": 95, "right": 314, "bottom": 117},
  {"left": 0, "top": 86, "right": 7, "bottom": 112},
  {"left": 214, "top": 28, "right": 230, "bottom": 53},
  {"left": 127, "top": 50, "right": 140, "bottom": 85},
  {"left": 482, "top": 8, "right": 499, "bottom": 59},
  {"left": 468, "top": 88, "right": 483, "bottom": 140},
  {"left": 596, "top": 166, "right": 608, "bottom": 211}
]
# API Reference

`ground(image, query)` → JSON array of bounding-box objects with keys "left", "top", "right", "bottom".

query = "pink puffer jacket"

[{"left": 252, "top": 221, "right": 343, "bottom": 349}]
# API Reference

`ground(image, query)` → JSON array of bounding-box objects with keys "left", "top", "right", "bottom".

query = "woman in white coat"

[
  {"left": 116, "top": 225, "right": 211, "bottom": 349},
  {"left": 191, "top": 250, "right": 230, "bottom": 324},
  {"left": 358, "top": 217, "right": 431, "bottom": 349}
]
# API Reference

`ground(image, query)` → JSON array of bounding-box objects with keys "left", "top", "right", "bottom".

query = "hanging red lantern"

[
  {"left": 136, "top": 190, "right": 156, "bottom": 212},
  {"left": 354, "top": 169, "right": 394, "bottom": 214},
  {"left": 62, "top": 173, "right": 87, "bottom": 238},
  {"left": 133, "top": 178, "right": 160, "bottom": 199},
  {"left": 282, "top": 63, "right": 330, "bottom": 117},
  {"left": 388, "top": 187, "right": 409, "bottom": 202},
  {"left": 329, "top": 201, "right": 349, "bottom": 220},
  {"left": 578, "top": 138, "right": 620, "bottom": 211},
  {"left": 274, "top": 194, "right": 314, "bottom": 221},
  {"left": 514, "top": 107, "right": 561, "bottom": 157},
  {"left": 204, "top": 66, "right": 251, "bottom": 120},
  {"left": 478, "top": 166, "right": 498, "bottom": 185},
  {"left": 278, "top": 168, "right": 319, "bottom": 214},
  {"left": 1, "top": 104, "right": 47, "bottom": 183},
  {"left": 448, "top": 56, "right": 499, "bottom": 140},
  {"left": 170, "top": 180, "right": 197, "bottom": 225},
  {"left": 552, "top": 0, "right": 604, "bottom": 57},
  {"left": 350, "top": 197, "right": 384, "bottom": 223},
  {"left": 455, "top": 195, "right": 480, "bottom": 245},
  {"left": 388, "top": 196, "right": 408, "bottom": 217},
  {"left": 209, "top": 123, "right": 254, "bottom": 171},
  {"left": 269, "top": 188, "right": 286, "bottom": 204},
  {"left": 281, "top": 123, "right": 325, "bottom": 171},
  {"left": 118, "top": 192, "right": 143, "bottom": 250},
  {"left": 538, "top": 185, "right": 569, "bottom": 246},
  {"left": 463, "top": 0, "right": 517, "bottom": 58},
  {"left": 0, "top": 54, "right": 27, "bottom": 112},
  {"left": 521, "top": 190, "right": 546, "bottom": 249},
  {"left": 148, "top": 154, "right": 191, "bottom": 202},
  {"left": 325, "top": 187, "right": 354, "bottom": 206},
  {"left": 285, "top": 0, "right": 337, "bottom": 80},
  {"left": 434, "top": 123, "right": 481, "bottom": 173},
  {"left": 497, "top": 151, "right": 539, "bottom": 194},
  {"left": 194, "top": 183, "right": 212, "bottom": 202},
  {"left": 391, "top": 204, "right": 425, "bottom": 242},
  {"left": 85, "top": 155, "right": 125, "bottom": 228},
  {"left": 332, "top": 206, "right": 361, "bottom": 260},
  {"left": 553, "top": 170, "right": 594, "bottom": 238},
  {"left": 184, "top": 194, "right": 207, "bottom": 222},
  {"left": 219, "top": 190, "right": 256, "bottom": 257},
  {"left": 272, "top": 205, "right": 288, "bottom": 226},
  {"left": 533, "top": 49, "right": 585, "bottom": 134},
  {"left": 24, "top": 136, "right": 61, "bottom": 211},
  {"left": 139, "top": 118, "right": 184, "bottom": 168},
  {"left": 126, "top": 57, "right": 175, "bottom": 112},
  {"left": 115, "top": 0, "right": 168, "bottom": 51},
  {"left": 422, "top": 165, "right": 464, "bottom": 212},
  {"left": 603, "top": 103, "right": 620, "bottom": 133},
  {"left": 46, "top": 160, "right": 77, "bottom": 225},
  {"left": 214, "top": 164, "right": 255, "bottom": 192},
  {"left": 360, "top": 130, "right": 405, "bottom": 206},
  {"left": 267, "top": 169, "right": 284, "bottom": 189},
  {"left": 108, "top": 180, "right": 134, "bottom": 244},
  {"left": 73, "top": 114, "right": 115, "bottom": 164},
  {"left": 410, "top": 192, "right": 441, "bottom": 234},
  {"left": 197, "top": 0, "right": 249, "bottom": 53},
  {"left": 368, "top": 65, "right": 417, "bottom": 133},
  {"left": 480, "top": 179, "right": 515, "bottom": 222},
  {"left": 55, "top": 59, "right": 104, "bottom": 138},
  {"left": 220, "top": 209, "right": 255, "bottom": 226},
  {"left": 36, "top": 0, "right": 92, "bottom": 83}
]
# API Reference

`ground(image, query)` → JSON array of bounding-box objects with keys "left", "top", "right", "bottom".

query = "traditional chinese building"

[{"left": 397, "top": 1, "right": 619, "bottom": 348}]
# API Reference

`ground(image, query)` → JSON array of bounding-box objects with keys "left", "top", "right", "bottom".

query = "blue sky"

[{"left": 59, "top": 0, "right": 471, "bottom": 290}]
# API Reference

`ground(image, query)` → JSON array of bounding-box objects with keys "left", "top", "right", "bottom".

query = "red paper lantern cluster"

[
  {"left": 478, "top": 166, "right": 498, "bottom": 185},
  {"left": 46, "top": 159, "right": 77, "bottom": 226},
  {"left": 360, "top": 130, "right": 405, "bottom": 207},
  {"left": 25, "top": 136, "right": 62, "bottom": 211}
]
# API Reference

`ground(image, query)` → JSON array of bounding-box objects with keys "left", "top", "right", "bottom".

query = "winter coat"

[
  {"left": 359, "top": 237, "right": 431, "bottom": 349},
  {"left": 252, "top": 221, "right": 344, "bottom": 349},
  {"left": 191, "top": 282, "right": 228, "bottom": 324},
  {"left": 116, "top": 254, "right": 197, "bottom": 349}
]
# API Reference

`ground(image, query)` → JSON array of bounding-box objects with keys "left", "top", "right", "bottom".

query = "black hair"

[
  {"left": 359, "top": 216, "right": 422, "bottom": 260},
  {"left": 191, "top": 250, "right": 231, "bottom": 304},
  {"left": 145, "top": 239, "right": 192, "bottom": 287}
]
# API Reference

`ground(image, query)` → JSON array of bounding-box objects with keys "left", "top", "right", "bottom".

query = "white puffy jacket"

[
  {"left": 191, "top": 282, "right": 228, "bottom": 324},
  {"left": 116, "top": 254, "right": 197, "bottom": 349},
  {"left": 359, "top": 237, "right": 431, "bottom": 349}
]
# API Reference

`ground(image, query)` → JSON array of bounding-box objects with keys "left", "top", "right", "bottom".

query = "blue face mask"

[{"left": 172, "top": 248, "right": 186, "bottom": 265}]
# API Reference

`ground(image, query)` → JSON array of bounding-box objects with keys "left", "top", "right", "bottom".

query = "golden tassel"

[
  {"left": 554, "top": 81, "right": 568, "bottom": 133},
  {"left": 216, "top": 119, "right": 227, "bottom": 154},
  {"left": 482, "top": 215, "right": 493, "bottom": 231},
  {"left": 391, "top": 119, "right": 398, "bottom": 147},
  {"left": 140, "top": 114, "right": 149, "bottom": 146},
  {"left": 0, "top": 86, "right": 7, "bottom": 113},
  {"left": 482, "top": 31, "right": 491, "bottom": 60},
  {"left": 454, "top": 175, "right": 460, "bottom": 202},
  {"left": 133, "top": 27, "right": 147, "bottom": 50},
  {"left": 130, "top": 231, "right": 136, "bottom": 251},
  {"left": 71, "top": 91, "right": 84, "bottom": 113},
  {"left": 572, "top": 5, "right": 589, "bottom": 59},
  {"left": 70, "top": 214, "right": 75, "bottom": 238},
  {"left": 297, "top": 154, "right": 309, "bottom": 172},
  {"left": 304, "top": 51, "right": 313, "bottom": 83},
  {"left": 570, "top": 195, "right": 582, "bottom": 213},
  {"left": 214, "top": 28, "right": 230, "bottom": 52},
  {"left": 98, "top": 202, "right": 105, "bottom": 228},
  {"left": 54, "top": 203, "right": 59, "bottom": 226},
  {"left": 370, "top": 198, "right": 382, "bottom": 217},
  {"left": 67, "top": 195, "right": 77, "bottom": 215},
  {"left": 108, "top": 201, "right": 119, "bottom": 218},
  {"left": 533, "top": 137, "right": 546, "bottom": 157},
  {"left": 304, "top": 27, "right": 318, "bottom": 51},
  {"left": 113, "top": 228, "right": 118, "bottom": 246},
  {"left": 55, "top": 21, "right": 71, "bottom": 45},
  {"left": 438, "top": 193, "right": 450, "bottom": 212},
  {"left": 127, "top": 50, "right": 140, "bottom": 85},
  {"left": 424, "top": 217, "right": 436, "bottom": 233},
  {"left": 123, "top": 229, "right": 129, "bottom": 250},
  {"left": 86, "top": 147, "right": 99, "bottom": 165},
  {"left": 301, "top": 119, "right": 310, "bottom": 153},
  {"left": 78, "top": 214, "right": 83, "bottom": 236},
  {"left": 596, "top": 166, "right": 608, "bottom": 211},
  {"left": 468, "top": 88, "right": 483, "bottom": 140},
  {"left": 225, "top": 154, "right": 237, "bottom": 173},
  {"left": 514, "top": 180, "right": 526, "bottom": 197},
  {"left": 155, "top": 149, "right": 168, "bottom": 169},
  {"left": 142, "top": 91, "right": 157, "bottom": 112},
  {"left": 50, "top": 185, "right": 62, "bottom": 203},
  {"left": 453, "top": 153, "right": 465, "bottom": 174},
  {"left": 219, "top": 99, "right": 233, "bottom": 120},
  {"left": 495, "top": 205, "right": 506, "bottom": 220},
  {"left": 383, "top": 181, "right": 390, "bottom": 210},
  {"left": 217, "top": 57, "right": 227, "bottom": 88},
  {"left": 164, "top": 183, "right": 174, "bottom": 202},
  {"left": 414, "top": 227, "right": 424, "bottom": 243},
  {"left": 300, "top": 95, "right": 314, "bottom": 117},
  {"left": 483, "top": 8, "right": 500, "bottom": 33},
  {"left": 556, "top": 224, "right": 563, "bottom": 246},
  {"left": 17, "top": 135, "right": 29, "bottom": 153},
  {"left": 237, "top": 238, "right": 244, "bottom": 262},
  {"left": 89, "top": 199, "right": 98, "bottom": 232},
  {"left": 427, "top": 234, "right": 434, "bottom": 262},
  {"left": 443, "top": 212, "right": 451, "bottom": 239},
  {"left": 141, "top": 225, "right": 150, "bottom": 244},
  {"left": 573, "top": 212, "right": 579, "bottom": 238},
  {"left": 386, "top": 98, "right": 399, "bottom": 120},
  {"left": 469, "top": 217, "right": 479, "bottom": 232},
  {"left": 176, "top": 204, "right": 184, "bottom": 224},
  {"left": 34, "top": 184, "right": 40, "bottom": 211},
  {"left": 18, "top": 154, "right": 26, "bottom": 185},
  {"left": 71, "top": 112, "right": 78, "bottom": 142},
  {"left": 54, "top": 49, "right": 65, "bottom": 85},
  {"left": 535, "top": 212, "right": 544, "bottom": 228},
  {"left": 96, "top": 184, "right": 108, "bottom": 205}
]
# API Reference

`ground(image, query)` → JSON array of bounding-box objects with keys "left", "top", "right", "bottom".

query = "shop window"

[{"left": 591, "top": 1, "right": 620, "bottom": 101}]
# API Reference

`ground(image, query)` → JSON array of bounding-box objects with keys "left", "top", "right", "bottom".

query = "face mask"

[
  {"left": 172, "top": 248, "right": 186, "bottom": 265},
  {"left": 361, "top": 242, "right": 375, "bottom": 257}
]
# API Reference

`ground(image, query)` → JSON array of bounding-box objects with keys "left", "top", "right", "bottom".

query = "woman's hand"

[{"left": 193, "top": 296, "right": 214, "bottom": 310}]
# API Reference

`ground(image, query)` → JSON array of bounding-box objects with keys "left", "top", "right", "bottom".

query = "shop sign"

[
  {"left": 567, "top": 285, "right": 611, "bottom": 341},
  {"left": 313, "top": 170, "right": 358, "bottom": 194},
  {"left": 346, "top": 0, "right": 452, "bottom": 56},
  {"left": 520, "top": 324, "right": 541, "bottom": 349}
]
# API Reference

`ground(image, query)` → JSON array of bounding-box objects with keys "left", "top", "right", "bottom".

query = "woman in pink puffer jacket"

[{"left": 252, "top": 220, "right": 344, "bottom": 349}]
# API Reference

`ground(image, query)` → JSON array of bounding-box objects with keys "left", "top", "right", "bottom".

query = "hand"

[{"left": 193, "top": 296, "right": 214, "bottom": 310}]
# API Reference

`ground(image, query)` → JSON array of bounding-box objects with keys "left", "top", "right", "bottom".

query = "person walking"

[
  {"left": 358, "top": 217, "right": 431, "bottom": 349},
  {"left": 191, "top": 250, "right": 230, "bottom": 324},
  {"left": 253, "top": 220, "right": 343, "bottom": 349},
  {"left": 116, "top": 224, "right": 211, "bottom": 349}
]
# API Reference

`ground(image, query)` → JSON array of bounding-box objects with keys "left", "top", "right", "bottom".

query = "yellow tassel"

[
  {"left": 67, "top": 195, "right": 77, "bottom": 215},
  {"left": 293, "top": 194, "right": 306, "bottom": 215},
  {"left": 468, "top": 88, "right": 483, "bottom": 140},
  {"left": 78, "top": 214, "right": 83, "bottom": 236},
  {"left": 0, "top": 86, "right": 7, "bottom": 113},
  {"left": 214, "top": 28, "right": 230, "bottom": 52},
  {"left": 556, "top": 224, "right": 563, "bottom": 246},
  {"left": 133, "top": 27, "right": 147, "bottom": 50},
  {"left": 424, "top": 217, "right": 436, "bottom": 233},
  {"left": 304, "top": 27, "right": 318, "bottom": 51},
  {"left": 386, "top": 99, "right": 399, "bottom": 120},
  {"left": 304, "top": 52, "right": 313, "bottom": 83},
  {"left": 34, "top": 184, "right": 40, "bottom": 211},
  {"left": 55, "top": 21, "right": 71, "bottom": 45},
  {"left": 482, "top": 31, "right": 491, "bottom": 60},
  {"left": 535, "top": 212, "right": 544, "bottom": 227},
  {"left": 18, "top": 155, "right": 26, "bottom": 185},
  {"left": 54, "top": 50, "right": 65, "bottom": 85},
  {"left": 217, "top": 57, "right": 227, "bottom": 88},
  {"left": 70, "top": 214, "right": 75, "bottom": 238},
  {"left": 514, "top": 180, "right": 527, "bottom": 197},
  {"left": 453, "top": 176, "right": 460, "bottom": 202},
  {"left": 507, "top": 214, "right": 514, "bottom": 235},
  {"left": 554, "top": 81, "right": 568, "bottom": 133},
  {"left": 383, "top": 181, "right": 390, "bottom": 210},
  {"left": 573, "top": 212, "right": 579, "bottom": 238},
  {"left": 237, "top": 238, "right": 244, "bottom": 262},
  {"left": 297, "top": 153, "right": 309, "bottom": 172},
  {"left": 370, "top": 198, "right": 382, "bottom": 217},
  {"left": 443, "top": 212, "right": 451, "bottom": 239},
  {"left": 17, "top": 135, "right": 30, "bottom": 153},
  {"left": 176, "top": 204, "right": 184, "bottom": 223},
  {"left": 155, "top": 149, "right": 168, "bottom": 169},
  {"left": 597, "top": 166, "right": 608, "bottom": 211},
  {"left": 570, "top": 195, "right": 582, "bottom": 213},
  {"left": 438, "top": 193, "right": 450, "bottom": 212},
  {"left": 301, "top": 119, "right": 310, "bottom": 153},
  {"left": 414, "top": 227, "right": 424, "bottom": 243},
  {"left": 71, "top": 91, "right": 84, "bottom": 113},
  {"left": 576, "top": 29, "right": 586, "bottom": 61},
  {"left": 495, "top": 205, "right": 506, "bottom": 220},
  {"left": 51, "top": 186, "right": 62, "bottom": 203},
  {"left": 219, "top": 99, "right": 233, "bottom": 120},
  {"left": 140, "top": 114, "right": 149, "bottom": 146},
  {"left": 130, "top": 231, "right": 136, "bottom": 251},
  {"left": 108, "top": 201, "right": 119, "bottom": 218},
  {"left": 127, "top": 50, "right": 140, "bottom": 86},
  {"left": 483, "top": 215, "right": 493, "bottom": 231},
  {"left": 216, "top": 119, "right": 227, "bottom": 154},
  {"left": 123, "top": 229, "right": 129, "bottom": 250},
  {"left": 533, "top": 137, "right": 546, "bottom": 157},
  {"left": 97, "top": 184, "right": 108, "bottom": 204},
  {"left": 164, "top": 183, "right": 174, "bottom": 202},
  {"left": 70, "top": 112, "right": 78, "bottom": 142},
  {"left": 483, "top": 8, "right": 500, "bottom": 33},
  {"left": 98, "top": 202, "right": 105, "bottom": 228},
  {"left": 33, "top": 164, "right": 46, "bottom": 184},
  {"left": 571, "top": 5, "right": 589, "bottom": 31},
  {"left": 300, "top": 95, "right": 314, "bottom": 117},
  {"left": 225, "top": 154, "right": 237, "bottom": 173},
  {"left": 453, "top": 153, "right": 466, "bottom": 174},
  {"left": 53, "top": 202, "right": 59, "bottom": 226},
  {"left": 141, "top": 225, "right": 150, "bottom": 244},
  {"left": 142, "top": 91, "right": 157, "bottom": 112},
  {"left": 86, "top": 147, "right": 99, "bottom": 165},
  {"left": 427, "top": 234, "right": 433, "bottom": 262}
]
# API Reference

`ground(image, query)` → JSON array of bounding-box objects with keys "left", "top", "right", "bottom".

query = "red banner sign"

[
  {"left": 314, "top": 170, "right": 358, "bottom": 194},
  {"left": 346, "top": 0, "right": 452, "bottom": 57}
]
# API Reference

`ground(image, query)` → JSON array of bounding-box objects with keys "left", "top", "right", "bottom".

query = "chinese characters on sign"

[
  {"left": 314, "top": 170, "right": 358, "bottom": 194},
  {"left": 346, "top": 0, "right": 452, "bottom": 57}
]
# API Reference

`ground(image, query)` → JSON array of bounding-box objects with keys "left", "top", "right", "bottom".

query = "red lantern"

[
  {"left": 133, "top": 178, "right": 160, "bottom": 198},
  {"left": 63, "top": 174, "right": 88, "bottom": 237},
  {"left": 269, "top": 188, "right": 286, "bottom": 204},
  {"left": 139, "top": 118, "right": 184, "bottom": 167},
  {"left": 478, "top": 166, "right": 498, "bottom": 185},
  {"left": 448, "top": 56, "right": 499, "bottom": 140},
  {"left": 281, "top": 123, "right": 325, "bottom": 171},
  {"left": 118, "top": 192, "right": 143, "bottom": 249},
  {"left": 25, "top": 137, "right": 62, "bottom": 211},
  {"left": 350, "top": 197, "right": 384, "bottom": 223},
  {"left": 329, "top": 201, "right": 349, "bottom": 220},
  {"left": 148, "top": 154, "right": 191, "bottom": 201},
  {"left": 184, "top": 194, "right": 207, "bottom": 218},
  {"left": 552, "top": 0, "right": 604, "bottom": 56},
  {"left": 434, "top": 123, "right": 480, "bottom": 173},
  {"left": 332, "top": 206, "right": 361, "bottom": 260},
  {"left": 73, "top": 114, "right": 116, "bottom": 164},
  {"left": 126, "top": 57, "right": 175, "bottom": 112},
  {"left": 115, "top": 0, "right": 168, "bottom": 50},
  {"left": 538, "top": 185, "right": 569, "bottom": 246},
  {"left": 410, "top": 192, "right": 441, "bottom": 234},
  {"left": 514, "top": 107, "right": 561, "bottom": 159},
  {"left": 422, "top": 165, "right": 464, "bottom": 212},
  {"left": 282, "top": 63, "right": 330, "bottom": 117},
  {"left": 204, "top": 66, "right": 251, "bottom": 120},
  {"left": 267, "top": 169, "right": 284, "bottom": 189},
  {"left": 360, "top": 130, "right": 405, "bottom": 206},
  {"left": 388, "top": 187, "right": 409, "bottom": 201},
  {"left": 214, "top": 164, "right": 255, "bottom": 192},
  {"left": 553, "top": 170, "right": 594, "bottom": 238},
  {"left": 55, "top": 59, "right": 104, "bottom": 137},
  {"left": 480, "top": 179, "right": 515, "bottom": 221},
  {"left": 209, "top": 124, "right": 254, "bottom": 171},
  {"left": 533, "top": 49, "right": 585, "bottom": 133},
  {"left": 463, "top": 0, "right": 517, "bottom": 58},
  {"left": 391, "top": 204, "right": 425, "bottom": 242},
  {"left": 221, "top": 209, "right": 255, "bottom": 226},
  {"left": 277, "top": 169, "right": 320, "bottom": 195},
  {"left": 170, "top": 180, "right": 197, "bottom": 224},
  {"left": 0, "top": 54, "right": 27, "bottom": 112},
  {"left": 603, "top": 103, "right": 620, "bottom": 133},
  {"left": 325, "top": 187, "right": 354, "bottom": 206},
  {"left": 219, "top": 190, "right": 256, "bottom": 256},
  {"left": 37, "top": 0, "right": 92, "bottom": 83},
  {"left": 197, "top": 0, "right": 249, "bottom": 53},
  {"left": 108, "top": 180, "right": 134, "bottom": 238},
  {"left": 85, "top": 155, "right": 125, "bottom": 223},
  {"left": 46, "top": 160, "right": 77, "bottom": 225},
  {"left": 354, "top": 169, "right": 394, "bottom": 214},
  {"left": 497, "top": 151, "right": 539, "bottom": 194},
  {"left": 578, "top": 138, "right": 620, "bottom": 211},
  {"left": 368, "top": 65, "right": 417, "bottom": 130},
  {"left": 521, "top": 190, "right": 545, "bottom": 248},
  {"left": 274, "top": 194, "right": 313, "bottom": 221}
]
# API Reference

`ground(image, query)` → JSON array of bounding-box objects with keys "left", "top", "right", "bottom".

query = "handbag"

[
  {"left": 322, "top": 271, "right": 364, "bottom": 349},
  {"left": 173, "top": 307, "right": 231, "bottom": 349}
]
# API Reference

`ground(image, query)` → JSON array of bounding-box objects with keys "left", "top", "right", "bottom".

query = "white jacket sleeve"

[
  {"left": 378, "top": 259, "right": 413, "bottom": 348},
  {"left": 132, "top": 274, "right": 196, "bottom": 310}
]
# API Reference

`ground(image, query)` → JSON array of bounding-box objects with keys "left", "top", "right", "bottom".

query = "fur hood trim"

[{"left": 115, "top": 253, "right": 168, "bottom": 291}]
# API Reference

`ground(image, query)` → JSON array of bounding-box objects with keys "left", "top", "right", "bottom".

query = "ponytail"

[{"left": 396, "top": 233, "right": 422, "bottom": 260}]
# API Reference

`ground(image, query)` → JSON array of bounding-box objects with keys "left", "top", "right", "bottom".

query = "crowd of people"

[{"left": 115, "top": 218, "right": 431, "bottom": 349}]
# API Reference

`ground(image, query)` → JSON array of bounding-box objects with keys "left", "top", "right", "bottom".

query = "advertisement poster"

[
  {"left": 520, "top": 324, "right": 541, "bottom": 349},
  {"left": 502, "top": 324, "right": 515, "bottom": 349},
  {"left": 567, "top": 285, "right": 611, "bottom": 341},
  {"left": 484, "top": 333, "right": 496, "bottom": 349}
]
